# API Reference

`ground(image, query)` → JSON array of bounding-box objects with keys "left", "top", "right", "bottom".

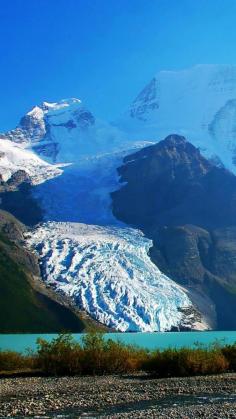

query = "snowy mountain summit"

[
  {"left": 117, "top": 64, "right": 236, "bottom": 171},
  {"left": 1, "top": 98, "right": 124, "bottom": 163}
]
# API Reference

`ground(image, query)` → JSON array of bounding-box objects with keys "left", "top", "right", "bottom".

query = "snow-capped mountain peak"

[
  {"left": 129, "top": 77, "right": 159, "bottom": 121},
  {"left": 1, "top": 98, "right": 126, "bottom": 163},
  {"left": 26, "top": 105, "right": 45, "bottom": 119},
  {"left": 117, "top": 64, "right": 236, "bottom": 172}
]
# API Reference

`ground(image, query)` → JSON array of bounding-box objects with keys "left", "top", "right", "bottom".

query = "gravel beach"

[{"left": 1, "top": 374, "right": 236, "bottom": 418}]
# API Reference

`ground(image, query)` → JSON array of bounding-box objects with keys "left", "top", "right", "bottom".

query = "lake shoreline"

[{"left": 1, "top": 373, "right": 236, "bottom": 418}]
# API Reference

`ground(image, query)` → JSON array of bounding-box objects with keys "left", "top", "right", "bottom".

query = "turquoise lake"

[{"left": 1, "top": 331, "right": 236, "bottom": 353}]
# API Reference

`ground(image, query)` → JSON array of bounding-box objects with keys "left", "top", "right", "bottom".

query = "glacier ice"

[{"left": 26, "top": 221, "right": 198, "bottom": 332}]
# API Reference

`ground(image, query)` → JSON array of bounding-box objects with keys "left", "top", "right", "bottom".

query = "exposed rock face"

[
  {"left": 6, "top": 169, "right": 31, "bottom": 188},
  {"left": 129, "top": 78, "right": 159, "bottom": 121},
  {"left": 0, "top": 169, "right": 44, "bottom": 226},
  {"left": 32, "top": 142, "right": 59, "bottom": 161},
  {"left": 111, "top": 134, "right": 236, "bottom": 329}
]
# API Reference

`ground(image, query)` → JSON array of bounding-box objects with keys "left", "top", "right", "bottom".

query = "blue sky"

[{"left": 1, "top": 0, "right": 236, "bottom": 130}]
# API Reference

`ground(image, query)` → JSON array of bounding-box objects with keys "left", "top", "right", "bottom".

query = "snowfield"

[
  {"left": 26, "top": 222, "right": 204, "bottom": 332},
  {"left": 0, "top": 138, "right": 62, "bottom": 184}
]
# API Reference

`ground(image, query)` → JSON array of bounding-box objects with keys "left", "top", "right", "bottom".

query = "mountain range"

[{"left": 1, "top": 64, "right": 236, "bottom": 332}]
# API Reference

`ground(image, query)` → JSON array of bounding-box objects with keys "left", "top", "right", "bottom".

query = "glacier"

[{"left": 26, "top": 221, "right": 203, "bottom": 332}]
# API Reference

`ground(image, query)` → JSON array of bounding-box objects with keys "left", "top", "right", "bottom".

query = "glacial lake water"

[{"left": 1, "top": 331, "right": 236, "bottom": 353}]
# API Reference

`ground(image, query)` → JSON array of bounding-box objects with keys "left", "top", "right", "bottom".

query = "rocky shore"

[{"left": 1, "top": 373, "right": 236, "bottom": 418}]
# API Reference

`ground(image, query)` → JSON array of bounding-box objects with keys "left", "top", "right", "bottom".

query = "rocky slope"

[{"left": 111, "top": 134, "right": 236, "bottom": 329}]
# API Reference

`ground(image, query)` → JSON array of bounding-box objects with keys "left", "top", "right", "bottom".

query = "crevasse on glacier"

[{"left": 26, "top": 222, "right": 195, "bottom": 332}]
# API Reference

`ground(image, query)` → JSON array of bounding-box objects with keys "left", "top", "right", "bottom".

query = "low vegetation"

[
  {"left": 1, "top": 333, "right": 236, "bottom": 377},
  {"left": 0, "top": 350, "right": 34, "bottom": 374}
]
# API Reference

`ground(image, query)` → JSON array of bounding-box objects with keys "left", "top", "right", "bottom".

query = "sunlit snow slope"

[
  {"left": 26, "top": 222, "right": 202, "bottom": 332},
  {"left": 0, "top": 138, "right": 62, "bottom": 184},
  {"left": 117, "top": 64, "right": 236, "bottom": 171}
]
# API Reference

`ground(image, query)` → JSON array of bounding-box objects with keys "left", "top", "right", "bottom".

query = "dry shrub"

[
  {"left": 142, "top": 347, "right": 228, "bottom": 377},
  {"left": 185, "top": 348, "right": 228, "bottom": 375},
  {"left": 36, "top": 333, "right": 83, "bottom": 375},
  {"left": 0, "top": 350, "right": 31, "bottom": 372},
  {"left": 36, "top": 332, "right": 148, "bottom": 376},
  {"left": 81, "top": 334, "right": 147, "bottom": 375},
  {"left": 2, "top": 333, "right": 234, "bottom": 377},
  {"left": 221, "top": 344, "right": 236, "bottom": 371}
]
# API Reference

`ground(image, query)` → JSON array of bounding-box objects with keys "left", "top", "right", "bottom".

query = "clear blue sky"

[{"left": 1, "top": 0, "right": 236, "bottom": 130}]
